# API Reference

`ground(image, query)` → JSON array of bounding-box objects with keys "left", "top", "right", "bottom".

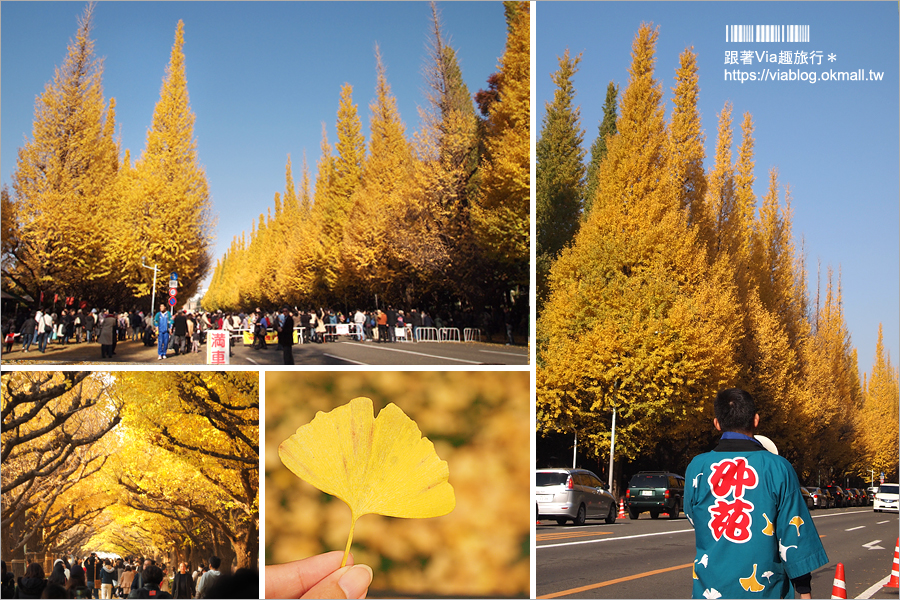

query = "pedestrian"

[
  {"left": 16, "top": 562, "right": 47, "bottom": 599},
  {"left": 169, "top": 563, "right": 193, "bottom": 600},
  {"left": 47, "top": 561, "right": 67, "bottom": 587},
  {"left": 194, "top": 557, "right": 220, "bottom": 599},
  {"left": 62, "top": 309, "right": 74, "bottom": 344},
  {"left": 684, "top": 388, "right": 827, "bottom": 599},
  {"left": 154, "top": 305, "right": 171, "bottom": 360},
  {"left": 126, "top": 565, "right": 170, "bottom": 599},
  {"left": 69, "top": 558, "right": 84, "bottom": 588},
  {"left": 190, "top": 315, "right": 201, "bottom": 353},
  {"left": 99, "top": 559, "right": 116, "bottom": 599},
  {"left": 376, "top": 309, "right": 388, "bottom": 343},
  {"left": 18, "top": 312, "right": 37, "bottom": 353},
  {"left": 0, "top": 560, "right": 13, "bottom": 600},
  {"left": 99, "top": 311, "right": 116, "bottom": 359},
  {"left": 84, "top": 552, "right": 101, "bottom": 599},
  {"left": 118, "top": 566, "right": 134, "bottom": 598},
  {"left": 84, "top": 310, "right": 96, "bottom": 343},
  {"left": 35, "top": 309, "right": 52, "bottom": 353},
  {"left": 172, "top": 310, "right": 188, "bottom": 356},
  {"left": 277, "top": 306, "right": 295, "bottom": 365},
  {"left": 3, "top": 318, "right": 16, "bottom": 353},
  {"left": 64, "top": 570, "right": 88, "bottom": 599}
]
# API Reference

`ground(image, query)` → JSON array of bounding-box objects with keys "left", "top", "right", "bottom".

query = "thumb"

[{"left": 300, "top": 564, "right": 373, "bottom": 600}]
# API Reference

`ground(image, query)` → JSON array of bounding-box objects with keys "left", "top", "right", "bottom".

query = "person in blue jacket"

[
  {"left": 153, "top": 304, "right": 171, "bottom": 360},
  {"left": 684, "top": 388, "right": 828, "bottom": 599}
]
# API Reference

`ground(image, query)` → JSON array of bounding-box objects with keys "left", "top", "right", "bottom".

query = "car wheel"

[
  {"left": 650, "top": 510, "right": 660, "bottom": 519},
  {"left": 556, "top": 518, "right": 567, "bottom": 525},
  {"left": 605, "top": 503, "right": 617, "bottom": 524},
  {"left": 573, "top": 504, "right": 587, "bottom": 526},
  {"left": 668, "top": 500, "right": 680, "bottom": 519},
  {"left": 628, "top": 507, "right": 640, "bottom": 520}
]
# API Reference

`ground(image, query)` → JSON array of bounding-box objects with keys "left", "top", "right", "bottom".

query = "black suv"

[
  {"left": 626, "top": 471, "right": 685, "bottom": 520},
  {"left": 824, "top": 485, "right": 847, "bottom": 508}
]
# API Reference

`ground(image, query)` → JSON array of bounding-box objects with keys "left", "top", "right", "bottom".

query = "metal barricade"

[
  {"left": 324, "top": 323, "right": 363, "bottom": 342},
  {"left": 415, "top": 326, "right": 438, "bottom": 342},
  {"left": 439, "top": 327, "right": 461, "bottom": 342},
  {"left": 464, "top": 328, "right": 481, "bottom": 342}
]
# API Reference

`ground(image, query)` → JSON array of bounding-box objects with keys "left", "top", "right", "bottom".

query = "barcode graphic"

[{"left": 725, "top": 25, "right": 810, "bottom": 43}]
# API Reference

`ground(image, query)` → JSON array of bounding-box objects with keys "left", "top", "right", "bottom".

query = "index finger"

[{"left": 265, "top": 552, "right": 353, "bottom": 599}]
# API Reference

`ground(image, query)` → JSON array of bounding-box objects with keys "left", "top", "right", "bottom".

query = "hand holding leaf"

[{"left": 279, "top": 397, "right": 455, "bottom": 567}]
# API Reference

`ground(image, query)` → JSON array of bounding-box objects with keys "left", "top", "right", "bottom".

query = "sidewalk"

[{"left": 1, "top": 338, "right": 213, "bottom": 365}]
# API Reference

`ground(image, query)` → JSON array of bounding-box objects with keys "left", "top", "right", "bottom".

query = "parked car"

[
  {"left": 873, "top": 483, "right": 899, "bottom": 513},
  {"left": 819, "top": 487, "right": 835, "bottom": 509},
  {"left": 847, "top": 488, "right": 863, "bottom": 506},
  {"left": 625, "top": 471, "right": 684, "bottom": 520},
  {"left": 824, "top": 485, "right": 847, "bottom": 508},
  {"left": 536, "top": 468, "right": 618, "bottom": 526},
  {"left": 844, "top": 488, "right": 858, "bottom": 507},
  {"left": 800, "top": 486, "right": 814, "bottom": 510},
  {"left": 804, "top": 487, "right": 826, "bottom": 509},
  {"left": 867, "top": 486, "right": 880, "bottom": 505}
]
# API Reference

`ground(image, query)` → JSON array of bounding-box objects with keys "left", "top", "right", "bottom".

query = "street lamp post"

[
  {"left": 140, "top": 257, "right": 158, "bottom": 316},
  {"left": 608, "top": 405, "right": 616, "bottom": 491},
  {"left": 572, "top": 431, "right": 577, "bottom": 469},
  {"left": 606, "top": 378, "right": 621, "bottom": 493}
]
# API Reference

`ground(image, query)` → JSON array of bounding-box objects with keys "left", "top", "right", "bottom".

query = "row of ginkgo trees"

[
  {"left": 536, "top": 23, "right": 898, "bottom": 489},
  {"left": 202, "top": 2, "right": 530, "bottom": 317},
  {"left": 3, "top": 4, "right": 212, "bottom": 309},
  {"left": 1, "top": 371, "right": 259, "bottom": 570}
]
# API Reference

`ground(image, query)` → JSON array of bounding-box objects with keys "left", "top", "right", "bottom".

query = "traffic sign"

[
  {"left": 168, "top": 297, "right": 177, "bottom": 307},
  {"left": 168, "top": 288, "right": 178, "bottom": 297},
  {"left": 171, "top": 272, "right": 178, "bottom": 280},
  {"left": 169, "top": 280, "right": 178, "bottom": 290}
]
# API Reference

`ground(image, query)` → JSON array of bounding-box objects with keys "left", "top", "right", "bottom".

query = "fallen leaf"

[{"left": 279, "top": 397, "right": 455, "bottom": 566}]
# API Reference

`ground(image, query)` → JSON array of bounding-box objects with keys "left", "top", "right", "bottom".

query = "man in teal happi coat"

[{"left": 684, "top": 388, "right": 828, "bottom": 599}]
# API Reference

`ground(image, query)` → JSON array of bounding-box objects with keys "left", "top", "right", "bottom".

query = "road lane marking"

[
  {"left": 856, "top": 574, "right": 891, "bottom": 599},
  {"left": 479, "top": 349, "right": 527, "bottom": 357},
  {"left": 537, "top": 563, "right": 693, "bottom": 599},
  {"left": 344, "top": 342, "right": 482, "bottom": 364},
  {"left": 862, "top": 540, "right": 884, "bottom": 550},
  {"left": 811, "top": 510, "right": 872, "bottom": 519},
  {"left": 537, "top": 531, "right": 615, "bottom": 541},
  {"left": 846, "top": 526, "right": 866, "bottom": 531},
  {"left": 876, "top": 520, "right": 891, "bottom": 524},
  {"left": 322, "top": 353, "right": 368, "bottom": 365},
  {"left": 538, "top": 528, "right": 693, "bottom": 550},
  {"left": 245, "top": 357, "right": 259, "bottom": 365}
]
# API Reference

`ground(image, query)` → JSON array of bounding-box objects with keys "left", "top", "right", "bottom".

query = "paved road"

[
  {"left": 537, "top": 506, "right": 899, "bottom": 599},
  {"left": 1, "top": 337, "right": 530, "bottom": 366}
]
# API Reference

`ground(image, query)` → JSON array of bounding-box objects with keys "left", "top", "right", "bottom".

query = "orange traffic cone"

[
  {"left": 830, "top": 562, "right": 847, "bottom": 599},
  {"left": 618, "top": 498, "right": 626, "bottom": 519},
  {"left": 884, "top": 538, "right": 899, "bottom": 589}
]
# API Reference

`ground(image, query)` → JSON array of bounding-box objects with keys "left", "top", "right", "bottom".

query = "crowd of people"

[
  {"left": 1, "top": 302, "right": 524, "bottom": 362},
  {"left": 0, "top": 554, "right": 230, "bottom": 600}
]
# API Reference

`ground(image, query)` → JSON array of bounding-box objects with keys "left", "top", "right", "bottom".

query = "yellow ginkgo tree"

[{"left": 279, "top": 397, "right": 455, "bottom": 568}]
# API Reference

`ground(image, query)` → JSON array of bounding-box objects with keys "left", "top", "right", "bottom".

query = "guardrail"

[{"left": 463, "top": 328, "right": 481, "bottom": 342}]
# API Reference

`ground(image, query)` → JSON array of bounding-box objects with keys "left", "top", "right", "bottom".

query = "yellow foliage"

[
  {"left": 280, "top": 397, "right": 454, "bottom": 567},
  {"left": 265, "top": 372, "right": 529, "bottom": 597}
]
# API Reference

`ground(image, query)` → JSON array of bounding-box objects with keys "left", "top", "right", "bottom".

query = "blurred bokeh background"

[{"left": 265, "top": 371, "right": 530, "bottom": 598}]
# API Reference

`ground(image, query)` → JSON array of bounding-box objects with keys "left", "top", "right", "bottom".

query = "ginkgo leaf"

[{"left": 279, "top": 396, "right": 455, "bottom": 566}]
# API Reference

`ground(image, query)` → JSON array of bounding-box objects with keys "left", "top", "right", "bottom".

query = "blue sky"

[
  {"left": 536, "top": 1, "right": 899, "bottom": 376},
  {"left": 1, "top": 1, "right": 505, "bottom": 295}
]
